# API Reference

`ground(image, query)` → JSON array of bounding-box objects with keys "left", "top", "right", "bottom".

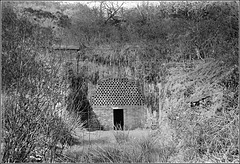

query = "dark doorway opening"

[{"left": 113, "top": 109, "right": 124, "bottom": 130}]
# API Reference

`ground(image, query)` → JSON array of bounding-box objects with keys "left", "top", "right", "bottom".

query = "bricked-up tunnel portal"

[
  {"left": 91, "top": 77, "right": 145, "bottom": 130},
  {"left": 113, "top": 109, "right": 124, "bottom": 130}
]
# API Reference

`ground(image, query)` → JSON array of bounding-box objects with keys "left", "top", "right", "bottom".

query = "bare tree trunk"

[{"left": 76, "top": 52, "right": 80, "bottom": 74}]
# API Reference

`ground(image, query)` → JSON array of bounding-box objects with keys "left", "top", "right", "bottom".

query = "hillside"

[{"left": 2, "top": 1, "right": 239, "bottom": 163}]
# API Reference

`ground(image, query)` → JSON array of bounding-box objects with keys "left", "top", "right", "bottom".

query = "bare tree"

[{"left": 102, "top": 1, "right": 125, "bottom": 25}]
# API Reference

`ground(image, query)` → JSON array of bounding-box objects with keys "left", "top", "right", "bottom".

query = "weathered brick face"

[
  {"left": 93, "top": 106, "right": 147, "bottom": 130},
  {"left": 93, "top": 106, "right": 113, "bottom": 130},
  {"left": 124, "top": 106, "right": 146, "bottom": 129}
]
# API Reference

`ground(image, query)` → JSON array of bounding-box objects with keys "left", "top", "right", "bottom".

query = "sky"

[{"left": 61, "top": 1, "right": 160, "bottom": 8}]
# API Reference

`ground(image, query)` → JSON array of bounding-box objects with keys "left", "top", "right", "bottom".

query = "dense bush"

[{"left": 65, "top": 64, "right": 102, "bottom": 131}]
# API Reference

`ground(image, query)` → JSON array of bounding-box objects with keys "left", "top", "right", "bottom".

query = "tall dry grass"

[
  {"left": 160, "top": 60, "right": 239, "bottom": 162},
  {"left": 63, "top": 131, "right": 177, "bottom": 163},
  {"left": 2, "top": 49, "right": 83, "bottom": 163}
]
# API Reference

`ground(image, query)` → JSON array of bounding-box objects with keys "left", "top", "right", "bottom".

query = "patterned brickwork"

[{"left": 92, "top": 78, "right": 144, "bottom": 106}]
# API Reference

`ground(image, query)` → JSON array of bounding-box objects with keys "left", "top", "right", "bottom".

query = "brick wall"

[
  {"left": 93, "top": 106, "right": 113, "bottom": 130},
  {"left": 93, "top": 106, "right": 147, "bottom": 130},
  {"left": 124, "top": 106, "right": 147, "bottom": 129}
]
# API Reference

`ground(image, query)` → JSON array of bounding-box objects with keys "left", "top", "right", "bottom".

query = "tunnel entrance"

[{"left": 113, "top": 109, "right": 124, "bottom": 130}]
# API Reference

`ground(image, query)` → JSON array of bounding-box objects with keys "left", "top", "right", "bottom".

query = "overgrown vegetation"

[
  {"left": 161, "top": 60, "right": 239, "bottom": 162},
  {"left": 2, "top": 1, "right": 239, "bottom": 163},
  {"left": 2, "top": 2, "right": 82, "bottom": 162},
  {"left": 112, "top": 128, "right": 130, "bottom": 144},
  {"left": 63, "top": 132, "right": 176, "bottom": 163}
]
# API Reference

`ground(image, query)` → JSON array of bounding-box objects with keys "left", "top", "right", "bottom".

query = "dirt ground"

[{"left": 75, "top": 128, "right": 158, "bottom": 142}]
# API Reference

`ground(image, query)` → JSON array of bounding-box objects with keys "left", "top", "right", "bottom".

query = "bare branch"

[{"left": 103, "top": 2, "right": 124, "bottom": 24}]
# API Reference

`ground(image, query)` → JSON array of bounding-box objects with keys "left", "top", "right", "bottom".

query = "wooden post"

[
  {"left": 76, "top": 51, "right": 80, "bottom": 74},
  {"left": 157, "top": 83, "right": 160, "bottom": 124},
  {"left": 157, "top": 82, "right": 164, "bottom": 124}
]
